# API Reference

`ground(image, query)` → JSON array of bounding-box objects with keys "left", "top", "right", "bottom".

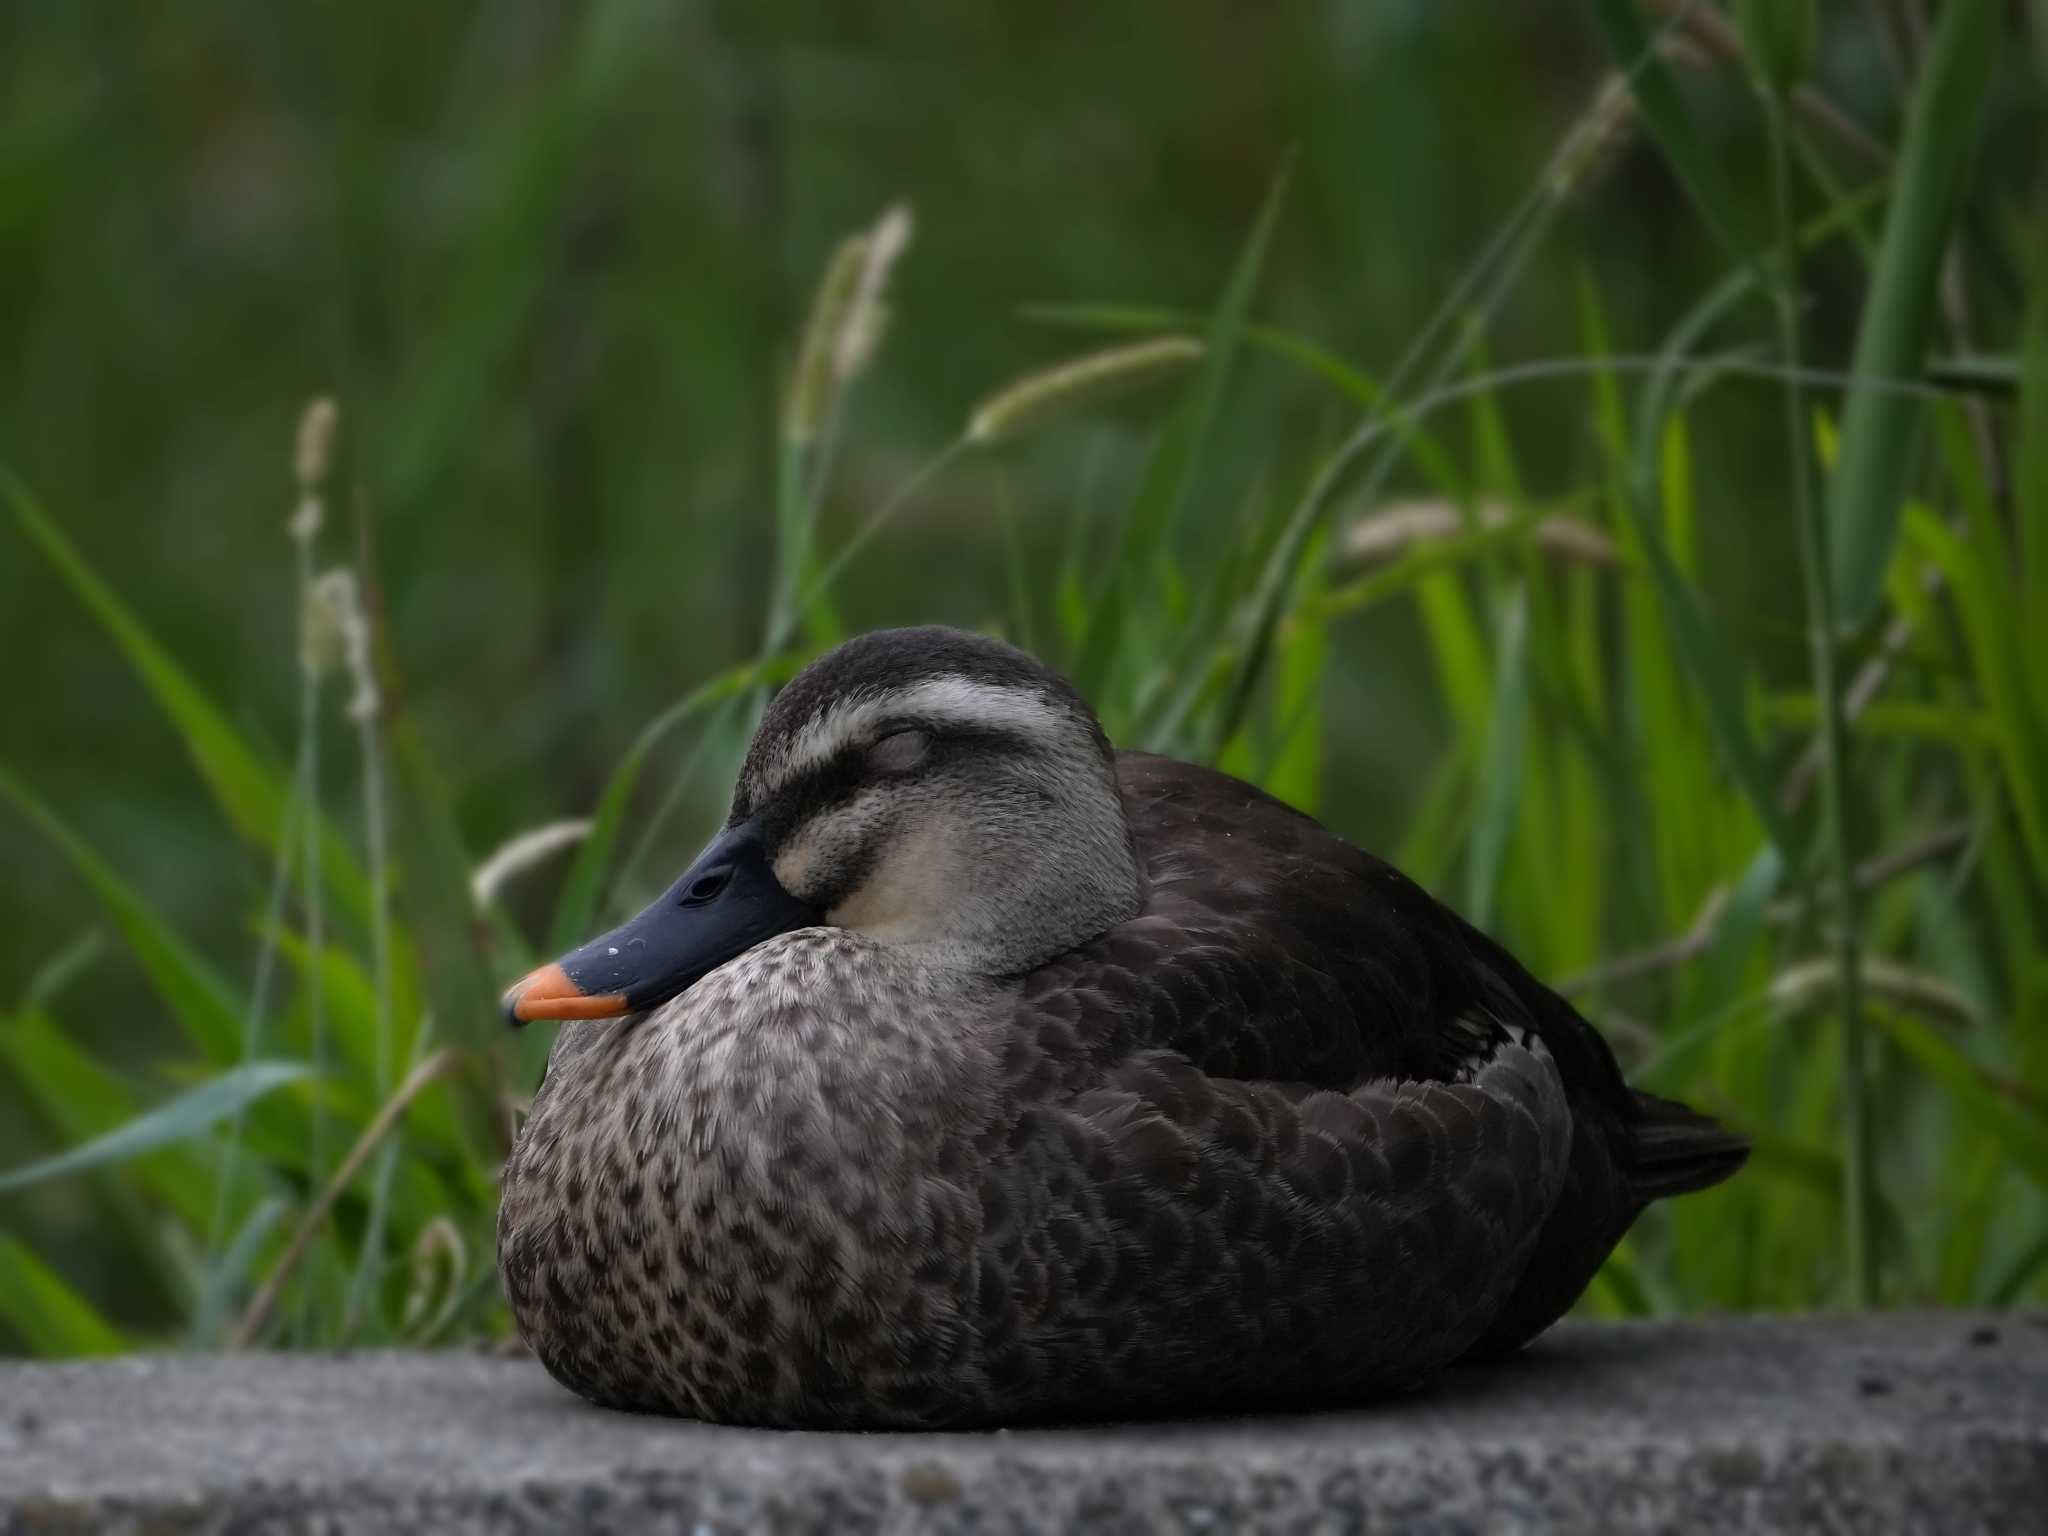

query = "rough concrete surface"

[{"left": 0, "top": 1314, "right": 2042, "bottom": 1534}]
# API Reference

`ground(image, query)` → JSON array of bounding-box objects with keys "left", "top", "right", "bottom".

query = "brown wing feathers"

[{"left": 1045, "top": 750, "right": 1749, "bottom": 1369}]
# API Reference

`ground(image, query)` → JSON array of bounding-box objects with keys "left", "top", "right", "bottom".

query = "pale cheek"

[
  {"left": 773, "top": 839, "right": 821, "bottom": 900},
  {"left": 827, "top": 822, "right": 955, "bottom": 942}
]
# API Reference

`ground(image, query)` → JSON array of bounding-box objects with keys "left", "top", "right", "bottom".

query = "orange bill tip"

[{"left": 501, "top": 962, "right": 629, "bottom": 1026}]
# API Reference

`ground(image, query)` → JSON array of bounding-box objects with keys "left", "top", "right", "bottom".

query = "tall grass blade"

[
  {"left": 1465, "top": 586, "right": 1529, "bottom": 931},
  {"left": 385, "top": 716, "right": 493, "bottom": 1040},
  {"left": 22, "top": 930, "right": 106, "bottom": 1011},
  {"left": 1675, "top": 843, "right": 1785, "bottom": 1031},
  {"left": 1986, "top": 1229, "right": 2048, "bottom": 1307},
  {"left": 2017, "top": 235, "right": 2048, "bottom": 719},
  {"left": 1904, "top": 507, "right": 2048, "bottom": 874},
  {"left": 1585, "top": 0, "right": 1760, "bottom": 270},
  {"left": 190, "top": 1195, "right": 291, "bottom": 1347},
  {"left": 995, "top": 474, "right": 1038, "bottom": 654},
  {"left": 0, "top": 765, "right": 245, "bottom": 1064},
  {"left": 1627, "top": 404, "right": 1791, "bottom": 855},
  {"left": 1758, "top": 70, "right": 1876, "bottom": 1306},
  {"left": 2, "top": 1005, "right": 217, "bottom": 1231},
  {"left": 342, "top": 1139, "right": 404, "bottom": 1341},
  {"left": 267, "top": 931, "right": 458, "bottom": 1149},
  {"left": 1874, "top": 1011, "right": 2048, "bottom": 1193},
  {"left": 1257, "top": 554, "right": 1329, "bottom": 812},
  {"left": 0, "top": 1061, "right": 312, "bottom": 1194},
  {"left": 1070, "top": 156, "right": 1292, "bottom": 694},
  {"left": 3, "top": 473, "right": 372, "bottom": 925},
  {"left": 1824, "top": 0, "right": 1998, "bottom": 626},
  {"left": 0, "top": 1236, "right": 125, "bottom": 1356},
  {"left": 228, "top": 1047, "right": 460, "bottom": 1349}
]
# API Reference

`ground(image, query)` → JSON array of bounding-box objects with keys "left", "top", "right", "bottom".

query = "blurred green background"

[{"left": 2, "top": 1, "right": 2043, "bottom": 1352}]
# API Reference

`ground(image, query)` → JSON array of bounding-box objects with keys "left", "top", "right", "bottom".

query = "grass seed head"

[
  {"left": 782, "top": 234, "right": 870, "bottom": 445},
  {"left": 295, "top": 396, "right": 339, "bottom": 491},
  {"left": 1550, "top": 73, "right": 1640, "bottom": 204},
  {"left": 300, "top": 573, "right": 346, "bottom": 677},
  {"left": 308, "top": 567, "right": 379, "bottom": 721},
  {"left": 966, "top": 335, "right": 1204, "bottom": 445},
  {"left": 834, "top": 202, "right": 914, "bottom": 382},
  {"left": 1344, "top": 498, "right": 1619, "bottom": 568},
  {"left": 469, "top": 818, "right": 595, "bottom": 909},
  {"left": 783, "top": 202, "right": 915, "bottom": 445},
  {"left": 290, "top": 396, "right": 339, "bottom": 543}
]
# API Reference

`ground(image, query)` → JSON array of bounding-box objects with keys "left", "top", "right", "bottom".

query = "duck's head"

[{"left": 503, "top": 626, "right": 1143, "bottom": 1024}]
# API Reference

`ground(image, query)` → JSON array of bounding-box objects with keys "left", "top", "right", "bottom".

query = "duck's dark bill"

[{"left": 501, "top": 820, "right": 819, "bottom": 1026}]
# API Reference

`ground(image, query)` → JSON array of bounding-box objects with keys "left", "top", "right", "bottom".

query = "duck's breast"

[{"left": 498, "top": 928, "right": 1002, "bottom": 1424}]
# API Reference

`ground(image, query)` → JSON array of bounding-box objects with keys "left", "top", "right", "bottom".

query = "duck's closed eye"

[{"left": 868, "top": 727, "right": 931, "bottom": 774}]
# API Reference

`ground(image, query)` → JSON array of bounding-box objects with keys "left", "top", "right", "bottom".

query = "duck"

[{"left": 497, "top": 625, "right": 1746, "bottom": 1429}]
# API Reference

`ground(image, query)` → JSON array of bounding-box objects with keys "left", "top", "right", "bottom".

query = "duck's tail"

[
  {"left": 1626, "top": 1091, "right": 1749, "bottom": 1200},
  {"left": 1459, "top": 1089, "right": 1747, "bottom": 1363}
]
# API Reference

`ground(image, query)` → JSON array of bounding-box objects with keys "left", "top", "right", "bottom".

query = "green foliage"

[
  {"left": 1586, "top": 0, "right": 1762, "bottom": 270},
  {"left": 0, "top": 3, "right": 2043, "bottom": 1358},
  {"left": 1734, "top": 0, "right": 1818, "bottom": 96},
  {"left": 0, "top": 769, "right": 247, "bottom": 1066},
  {"left": 1071, "top": 158, "right": 1293, "bottom": 701},
  {"left": 0, "top": 1236, "right": 125, "bottom": 1357},
  {"left": 3, "top": 480, "right": 373, "bottom": 928},
  {"left": 0, "top": 1062, "right": 310, "bottom": 1196},
  {"left": 1823, "top": 0, "right": 2000, "bottom": 627}
]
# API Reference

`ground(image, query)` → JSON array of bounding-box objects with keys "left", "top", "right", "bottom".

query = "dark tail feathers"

[{"left": 1627, "top": 1092, "right": 1749, "bottom": 1200}]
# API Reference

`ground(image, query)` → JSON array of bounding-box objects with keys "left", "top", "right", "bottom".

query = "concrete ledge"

[{"left": 1, "top": 1314, "right": 2043, "bottom": 1534}]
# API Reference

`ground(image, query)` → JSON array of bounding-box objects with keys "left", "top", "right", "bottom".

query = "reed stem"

[{"left": 1762, "top": 86, "right": 1876, "bottom": 1306}]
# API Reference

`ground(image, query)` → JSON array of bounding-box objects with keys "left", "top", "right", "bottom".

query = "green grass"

[{"left": 0, "top": 3, "right": 2044, "bottom": 1352}]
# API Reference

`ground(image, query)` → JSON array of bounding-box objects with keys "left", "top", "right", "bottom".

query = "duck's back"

[{"left": 968, "top": 752, "right": 1744, "bottom": 1416}]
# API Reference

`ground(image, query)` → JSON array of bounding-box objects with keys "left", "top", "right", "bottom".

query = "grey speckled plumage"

[{"left": 498, "top": 627, "right": 1746, "bottom": 1428}]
